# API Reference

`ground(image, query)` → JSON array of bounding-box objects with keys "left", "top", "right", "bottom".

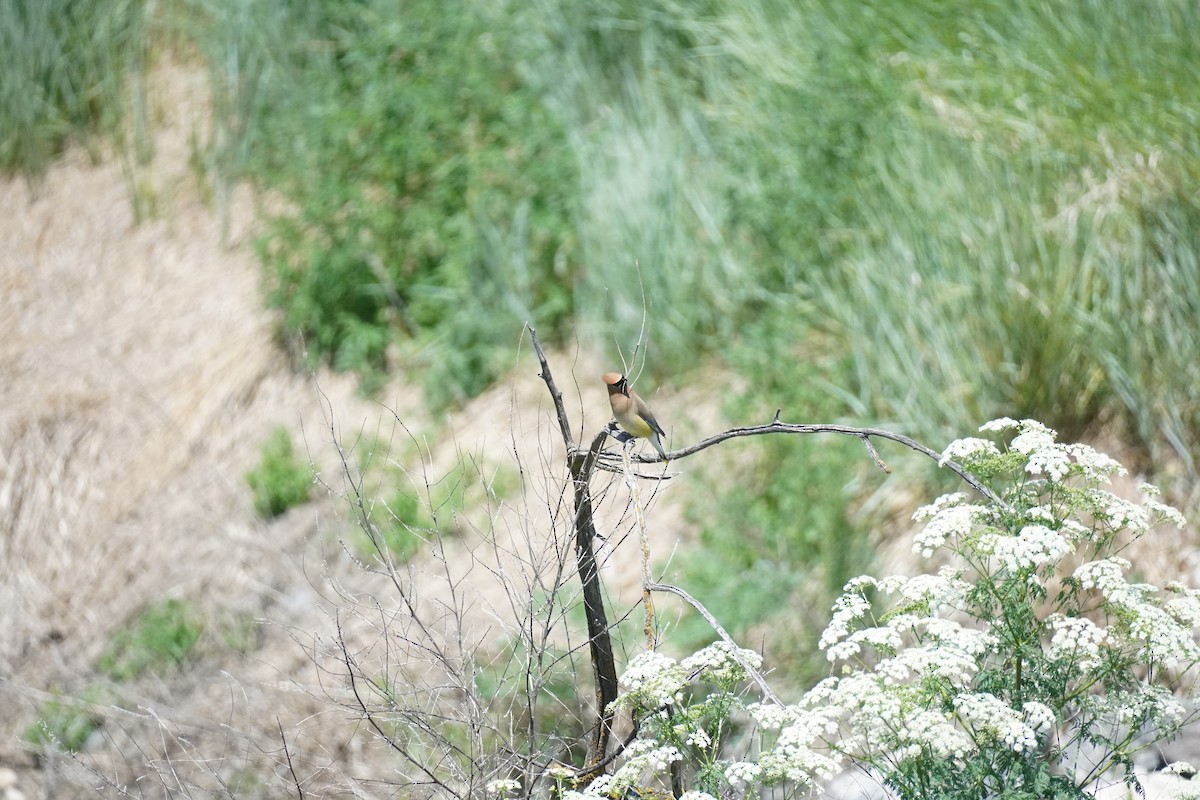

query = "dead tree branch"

[
  {"left": 524, "top": 322, "right": 1009, "bottom": 783},
  {"left": 528, "top": 325, "right": 619, "bottom": 775},
  {"left": 624, "top": 413, "right": 1004, "bottom": 510}
]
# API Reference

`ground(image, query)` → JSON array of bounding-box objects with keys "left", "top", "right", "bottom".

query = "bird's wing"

[{"left": 635, "top": 395, "right": 667, "bottom": 437}]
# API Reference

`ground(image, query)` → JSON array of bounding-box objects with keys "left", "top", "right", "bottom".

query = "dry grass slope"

[{"left": 0, "top": 61, "right": 706, "bottom": 797}]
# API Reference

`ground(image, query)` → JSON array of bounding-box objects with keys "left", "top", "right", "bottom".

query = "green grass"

[
  {"left": 245, "top": 426, "right": 312, "bottom": 518},
  {"left": 0, "top": 0, "right": 148, "bottom": 177},
  {"left": 346, "top": 436, "right": 520, "bottom": 562},
  {"left": 97, "top": 598, "right": 203, "bottom": 681},
  {"left": 24, "top": 688, "right": 106, "bottom": 753}
]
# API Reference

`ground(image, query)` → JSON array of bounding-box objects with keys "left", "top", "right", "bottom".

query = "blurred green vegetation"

[
  {"left": 245, "top": 426, "right": 313, "bottom": 518},
  {"left": 5, "top": 0, "right": 1199, "bottom": 689},
  {"left": 97, "top": 598, "right": 203, "bottom": 681},
  {"left": 24, "top": 687, "right": 107, "bottom": 753},
  {"left": 0, "top": 0, "right": 149, "bottom": 178},
  {"left": 346, "top": 435, "right": 521, "bottom": 562}
]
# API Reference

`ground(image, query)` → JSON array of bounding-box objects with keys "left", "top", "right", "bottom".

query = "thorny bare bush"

[{"left": 295, "top": 372, "right": 674, "bottom": 798}]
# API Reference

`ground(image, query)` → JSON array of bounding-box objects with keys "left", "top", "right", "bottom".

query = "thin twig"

[
  {"left": 628, "top": 418, "right": 1005, "bottom": 510},
  {"left": 527, "top": 323, "right": 575, "bottom": 451},
  {"left": 278, "top": 717, "right": 305, "bottom": 800},
  {"left": 648, "top": 582, "right": 782, "bottom": 707},
  {"left": 619, "top": 443, "right": 658, "bottom": 649}
]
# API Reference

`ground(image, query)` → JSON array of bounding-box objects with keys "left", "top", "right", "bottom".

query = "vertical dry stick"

[
  {"left": 526, "top": 324, "right": 618, "bottom": 773},
  {"left": 620, "top": 443, "right": 657, "bottom": 649}
]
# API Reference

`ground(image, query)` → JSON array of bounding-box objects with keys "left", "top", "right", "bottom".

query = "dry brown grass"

[
  {"left": 0, "top": 59, "right": 710, "bottom": 797},
  {"left": 0, "top": 59, "right": 427, "bottom": 795}
]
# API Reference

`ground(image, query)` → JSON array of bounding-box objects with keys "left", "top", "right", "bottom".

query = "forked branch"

[{"left": 524, "top": 322, "right": 1006, "bottom": 782}]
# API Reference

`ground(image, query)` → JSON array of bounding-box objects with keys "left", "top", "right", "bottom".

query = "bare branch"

[
  {"left": 648, "top": 582, "right": 782, "bottom": 707},
  {"left": 527, "top": 325, "right": 620, "bottom": 775},
  {"left": 278, "top": 717, "right": 306, "bottom": 800},
  {"left": 628, "top": 418, "right": 1004, "bottom": 509},
  {"left": 527, "top": 324, "right": 575, "bottom": 452}
]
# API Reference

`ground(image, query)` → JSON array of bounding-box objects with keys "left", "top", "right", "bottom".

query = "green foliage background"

[{"left": 5, "top": 0, "right": 1199, "bottom": 684}]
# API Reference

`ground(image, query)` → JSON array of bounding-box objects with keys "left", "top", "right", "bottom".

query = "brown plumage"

[{"left": 602, "top": 372, "right": 668, "bottom": 459}]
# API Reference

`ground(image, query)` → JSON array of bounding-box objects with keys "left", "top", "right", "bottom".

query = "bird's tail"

[{"left": 650, "top": 433, "right": 668, "bottom": 460}]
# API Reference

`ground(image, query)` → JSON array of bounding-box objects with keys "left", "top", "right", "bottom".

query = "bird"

[{"left": 602, "top": 372, "right": 668, "bottom": 460}]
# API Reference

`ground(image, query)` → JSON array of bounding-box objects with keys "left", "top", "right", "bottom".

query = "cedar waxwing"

[{"left": 602, "top": 372, "right": 668, "bottom": 459}]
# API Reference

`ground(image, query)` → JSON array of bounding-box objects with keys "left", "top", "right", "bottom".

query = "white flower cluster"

[
  {"left": 978, "top": 418, "right": 1126, "bottom": 483},
  {"left": 894, "top": 570, "right": 971, "bottom": 607},
  {"left": 940, "top": 437, "right": 1000, "bottom": 465},
  {"left": 684, "top": 727, "right": 711, "bottom": 750},
  {"left": 1074, "top": 559, "right": 1200, "bottom": 667},
  {"left": 607, "top": 740, "right": 682, "bottom": 789},
  {"left": 485, "top": 778, "right": 520, "bottom": 796},
  {"left": 876, "top": 619, "right": 996, "bottom": 687},
  {"left": 819, "top": 583, "right": 874, "bottom": 653},
  {"left": 681, "top": 640, "right": 761, "bottom": 685},
  {"left": 754, "top": 697, "right": 842, "bottom": 788},
  {"left": 912, "top": 500, "right": 987, "bottom": 558},
  {"left": 954, "top": 692, "right": 1041, "bottom": 753},
  {"left": 821, "top": 572, "right": 994, "bottom": 688},
  {"left": 571, "top": 740, "right": 684, "bottom": 800},
  {"left": 978, "top": 524, "right": 1070, "bottom": 572},
  {"left": 724, "top": 760, "right": 763, "bottom": 787},
  {"left": 1165, "top": 583, "right": 1200, "bottom": 628},
  {"left": 613, "top": 650, "right": 687, "bottom": 712},
  {"left": 1022, "top": 701, "right": 1057, "bottom": 734},
  {"left": 747, "top": 702, "right": 796, "bottom": 731},
  {"left": 1046, "top": 614, "right": 1107, "bottom": 671},
  {"left": 1079, "top": 686, "right": 1186, "bottom": 738},
  {"left": 592, "top": 421, "right": 1198, "bottom": 800},
  {"left": 804, "top": 672, "right": 972, "bottom": 763}
]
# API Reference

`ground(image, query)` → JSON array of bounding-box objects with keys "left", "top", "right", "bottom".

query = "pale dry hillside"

[{"left": 0, "top": 62, "right": 709, "bottom": 797}]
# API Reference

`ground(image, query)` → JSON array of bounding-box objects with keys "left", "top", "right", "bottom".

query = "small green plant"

[
  {"left": 97, "top": 598, "right": 203, "bottom": 682},
  {"left": 24, "top": 689, "right": 104, "bottom": 752},
  {"left": 582, "top": 419, "right": 1198, "bottom": 799},
  {"left": 245, "top": 426, "right": 311, "bottom": 518},
  {"left": 351, "top": 453, "right": 519, "bottom": 562}
]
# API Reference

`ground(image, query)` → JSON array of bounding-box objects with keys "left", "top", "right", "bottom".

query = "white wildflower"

[
  {"left": 1126, "top": 601, "right": 1200, "bottom": 666},
  {"left": 486, "top": 779, "right": 520, "bottom": 796},
  {"left": 615, "top": 650, "right": 687, "bottom": 711},
  {"left": 979, "top": 417, "right": 1021, "bottom": 433},
  {"left": 1023, "top": 701, "right": 1056, "bottom": 734},
  {"left": 1166, "top": 591, "right": 1200, "bottom": 629},
  {"left": 610, "top": 739, "right": 682, "bottom": 789},
  {"left": 1025, "top": 444, "right": 1072, "bottom": 482},
  {"left": 1066, "top": 442, "right": 1125, "bottom": 481},
  {"left": 1164, "top": 761, "right": 1196, "bottom": 777},
  {"left": 1060, "top": 518, "right": 1094, "bottom": 542},
  {"left": 914, "top": 503, "right": 981, "bottom": 557},
  {"left": 912, "top": 492, "right": 966, "bottom": 521},
  {"left": 820, "top": 589, "right": 874, "bottom": 652},
  {"left": 681, "top": 640, "right": 761, "bottom": 683},
  {"left": 940, "top": 437, "right": 1000, "bottom": 465},
  {"left": 1047, "top": 614, "right": 1107, "bottom": 672},
  {"left": 1145, "top": 498, "right": 1188, "bottom": 528},
  {"left": 1076, "top": 558, "right": 1131, "bottom": 592},
  {"left": 1011, "top": 421, "right": 1057, "bottom": 454},
  {"left": 725, "top": 760, "right": 763, "bottom": 787},
  {"left": 979, "top": 525, "right": 1070, "bottom": 572},
  {"left": 1096, "top": 492, "right": 1150, "bottom": 533},
  {"left": 955, "top": 693, "right": 1040, "bottom": 753}
]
